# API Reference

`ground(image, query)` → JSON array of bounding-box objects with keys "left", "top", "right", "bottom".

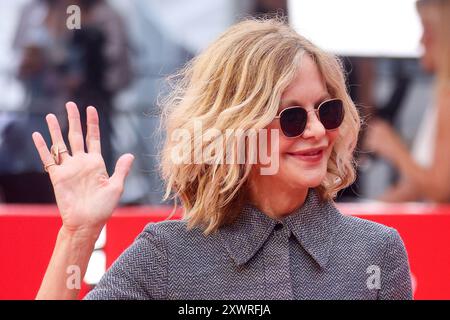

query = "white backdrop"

[{"left": 289, "top": 0, "right": 422, "bottom": 57}]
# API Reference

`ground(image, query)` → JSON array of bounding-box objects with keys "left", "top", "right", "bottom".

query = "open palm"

[{"left": 32, "top": 102, "right": 134, "bottom": 234}]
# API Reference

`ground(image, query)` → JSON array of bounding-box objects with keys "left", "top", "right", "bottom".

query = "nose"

[{"left": 301, "top": 110, "right": 326, "bottom": 140}]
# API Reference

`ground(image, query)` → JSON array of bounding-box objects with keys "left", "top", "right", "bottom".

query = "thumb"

[{"left": 110, "top": 153, "right": 135, "bottom": 187}]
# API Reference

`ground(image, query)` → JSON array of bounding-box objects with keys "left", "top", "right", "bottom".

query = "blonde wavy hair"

[{"left": 160, "top": 17, "right": 361, "bottom": 234}]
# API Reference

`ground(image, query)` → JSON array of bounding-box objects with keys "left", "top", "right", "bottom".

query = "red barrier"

[{"left": 1, "top": 203, "right": 450, "bottom": 299}]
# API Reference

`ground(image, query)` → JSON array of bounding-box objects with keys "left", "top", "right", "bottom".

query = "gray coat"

[{"left": 85, "top": 189, "right": 412, "bottom": 300}]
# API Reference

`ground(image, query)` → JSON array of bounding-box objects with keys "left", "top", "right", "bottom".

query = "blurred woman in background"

[{"left": 365, "top": 0, "right": 450, "bottom": 203}]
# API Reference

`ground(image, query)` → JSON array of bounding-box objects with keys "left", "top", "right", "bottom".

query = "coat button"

[{"left": 274, "top": 222, "right": 284, "bottom": 231}]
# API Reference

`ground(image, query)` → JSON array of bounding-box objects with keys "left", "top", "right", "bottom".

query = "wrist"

[{"left": 59, "top": 225, "right": 103, "bottom": 244}]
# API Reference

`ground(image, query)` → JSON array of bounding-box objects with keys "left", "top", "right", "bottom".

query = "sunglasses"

[{"left": 274, "top": 98, "right": 345, "bottom": 138}]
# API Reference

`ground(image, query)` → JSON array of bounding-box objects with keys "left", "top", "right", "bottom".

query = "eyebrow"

[{"left": 281, "top": 92, "right": 331, "bottom": 109}]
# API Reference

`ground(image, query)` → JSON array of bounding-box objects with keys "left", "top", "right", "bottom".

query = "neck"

[{"left": 248, "top": 174, "right": 309, "bottom": 220}]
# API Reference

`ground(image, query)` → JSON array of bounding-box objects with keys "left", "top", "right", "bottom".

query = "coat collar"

[{"left": 218, "top": 188, "right": 341, "bottom": 268}]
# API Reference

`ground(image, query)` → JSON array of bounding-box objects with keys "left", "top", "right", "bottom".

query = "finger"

[
  {"left": 109, "top": 154, "right": 135, "bottom": 190},
  {"left": 86, "top": 106, "right": 101, "bottom": 154},
  {"left": 66, "top": 101, "right": 85, "bottom": 154},
  {"left": 46, "top": 113, "right": 70, "bottom": 162},
  {"left": 32, "top": 131, "right": 57, "bottom": 174}
]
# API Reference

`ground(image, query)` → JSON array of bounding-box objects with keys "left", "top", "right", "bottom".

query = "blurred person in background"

[
  {"left": 364, "top": 0, "right": 450, "bottom": 203},
  {"left": 67, "top": 0, "right": 131, "bottom": 177},
  {"left": 0, "top": 0, "right": 71, "bottom": 203},
  {"left": 0, "top": 0, "right": 285, "bottom": 204},
  {"left": 0, "top": 0, "right": 131, "bottom": 203}
]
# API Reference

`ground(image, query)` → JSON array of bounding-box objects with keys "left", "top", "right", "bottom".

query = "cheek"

[
  {"left": 325, "top": 129, "right": 339, "bottom": 157},
  {"left": 258, "top": 124, "right": 340, "bottom": 159},
  {"left": 327, "top": 129, "right": 339, "bottom": 145},
  {"left": 261, "top": 122, "right": 295, "bottom": 155},
  {"left": 278, "top": 136, "right": 295, "bottom": 154},
  {"left": 271, "top": 129, "right": 340, "bottom": 156}
]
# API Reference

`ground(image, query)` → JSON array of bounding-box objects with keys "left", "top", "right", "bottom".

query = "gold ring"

[
  {"left": 44, "top": 162, "right": 57, "bottom": 172},
  {"left": 50, "top": 145, "right": 67, "bottom": 165}
]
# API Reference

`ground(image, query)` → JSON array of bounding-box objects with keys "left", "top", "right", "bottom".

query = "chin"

[
  {"left": 281, "top": 166, "right": 327, "bottom": 190},
  {"left": 281, "top": 154, "right": 328, "bottom": 185}
]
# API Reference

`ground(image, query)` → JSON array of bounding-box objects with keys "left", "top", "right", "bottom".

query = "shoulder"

[
  {"left": 335, "top": 213, "right": 407, "bottom": 259},
  {"left": 334, "top": 214, "right": 412, "bottom": 299},
  {"left": 84, "top": 219, "right": 197, "bottom": 300},
  {"left": 137, "top": 219, "right": 215, "bottom": 253},
  {"left": 338, "top": 213, "right": 398, "bottom": 242},
  {"left": 85, "top": 219, "right": 217, "bottom": 300},
  {"left": 139, "top": 218, "right": 205, "bottom": 241}
]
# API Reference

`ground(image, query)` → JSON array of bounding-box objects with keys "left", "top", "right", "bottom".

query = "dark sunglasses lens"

[
  {"left": 280, "top": 108, "right": 307, "bottom": 137},
  {"left": 319, "top": 99, "right": 344, "bottom": 130}
]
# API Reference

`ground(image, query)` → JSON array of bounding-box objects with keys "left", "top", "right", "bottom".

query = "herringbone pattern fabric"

[{"left": 85, "top": 189, "right": 412, "bottom": 300}]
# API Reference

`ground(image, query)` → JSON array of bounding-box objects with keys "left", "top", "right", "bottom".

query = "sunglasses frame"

[{"left": 274, "top": 98, "right": 345, "bottom": 138}]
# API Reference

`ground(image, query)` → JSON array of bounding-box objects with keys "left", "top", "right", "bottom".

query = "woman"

[
  {"left": 33, "top": 18, "right": 412, "bottom": 299},
  {"left": 365, "top": 0, "right": 450, "bottom": 203}
]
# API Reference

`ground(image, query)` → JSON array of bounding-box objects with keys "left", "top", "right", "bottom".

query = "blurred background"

[
  {"left": 0, "top": 0, "right": 445, "bottom": 205},
  {"left": 1, "top": 0, "right": 449, "bottom": 299}
]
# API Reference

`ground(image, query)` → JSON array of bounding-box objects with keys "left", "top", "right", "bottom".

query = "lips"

[
  {"left": 297, "top": 149, "right": 322, "bottom": 156},
  {"left": 287, "top": 147, "right": 327, "bottom": 163},
  {"left": 289, "top": 147, "right": 327, "bottom": 156}
]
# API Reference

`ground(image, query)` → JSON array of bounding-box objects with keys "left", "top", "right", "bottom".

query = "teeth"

[{"left": 304, "top": 150, "right": 320, "bottom": 156}]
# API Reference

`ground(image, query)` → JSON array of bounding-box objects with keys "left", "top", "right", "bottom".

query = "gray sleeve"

[
  {"left": 378, "top": 228, "right": 413, "bottom": 300},
  {"left": 84, "top": 224, "right": 167, "bottom": 300}
]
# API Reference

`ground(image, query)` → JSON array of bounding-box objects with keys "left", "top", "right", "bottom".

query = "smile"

[{"left": 287, "top": 147, "right": 326, "bottom": 163}]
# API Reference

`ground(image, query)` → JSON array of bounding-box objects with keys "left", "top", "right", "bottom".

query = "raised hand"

[{"left": 32, "top": 101, "right": 134, "bottom": 236}]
